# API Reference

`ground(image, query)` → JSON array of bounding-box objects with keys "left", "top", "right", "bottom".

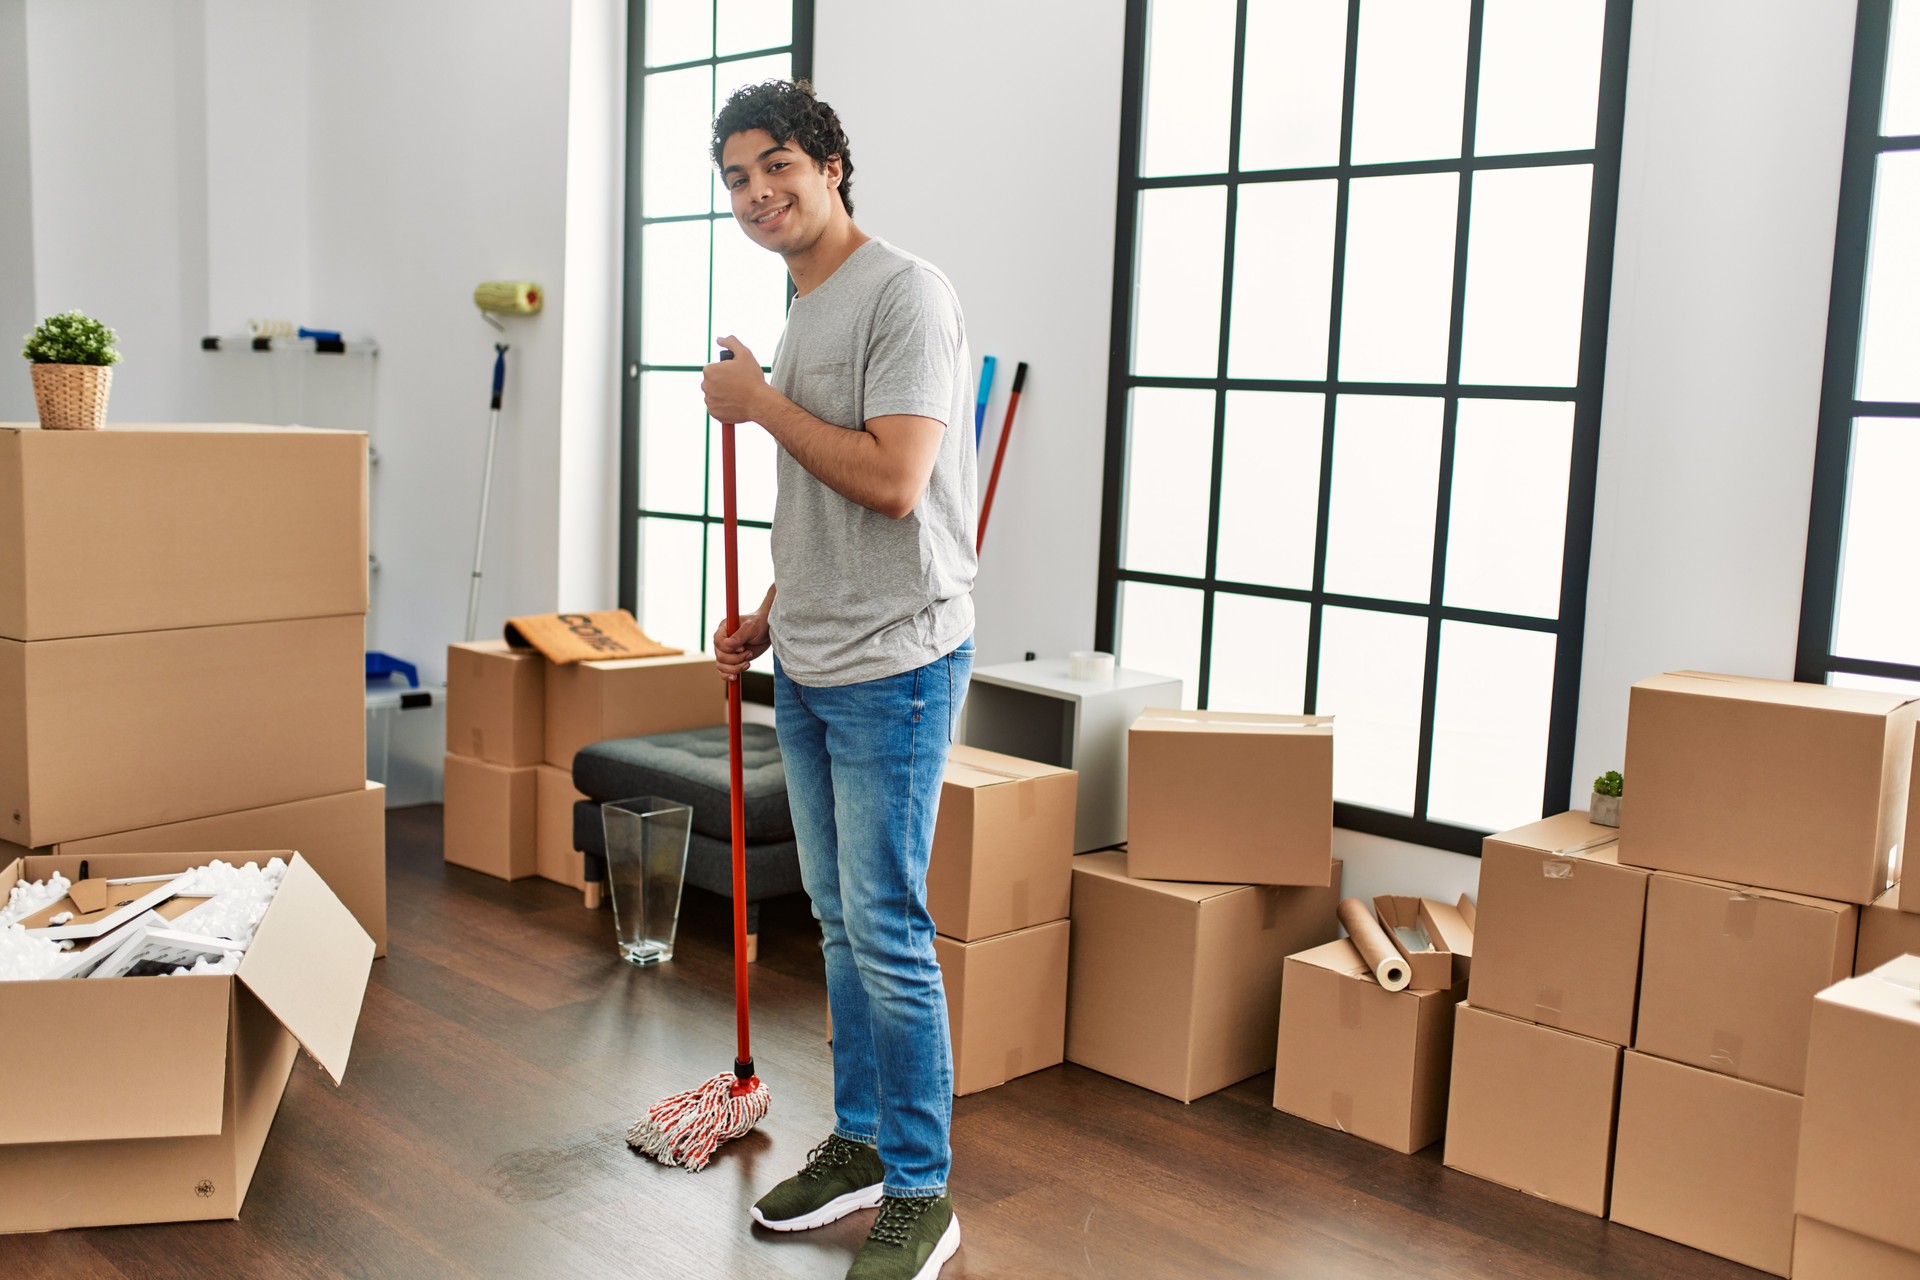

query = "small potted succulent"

[
  {"left": 22, "top": 309, "right": 120, "bottom": 430},
  {"left": 1591, "top": 769, "right": 1623, "bottom": 828}
]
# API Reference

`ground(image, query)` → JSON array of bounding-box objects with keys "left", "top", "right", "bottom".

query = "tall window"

[
  {"left": 1098, "top": 0, "right": 1633, "bottom": 853},
  {"left": 620, "top": 1, "right": 813, "bottom": 662},
  {"left": 1800, "top": 0, "right": 1920, "bottom": 696}
]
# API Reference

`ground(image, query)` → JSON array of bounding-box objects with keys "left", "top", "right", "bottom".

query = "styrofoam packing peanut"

[
  {"left": 0, "top": 871, "right": 71, "bottom": 928},
  {"left": 0, "top": 857, "right": 290, "bottom": 980},
  {"left": 0, "top": 925, "right": 76, "bottom": 982},
  {"left": 168, "top": 858, "right": 288, "bottom": 953},
  {"left": 169, "top": 952, "right": 243, "bottom": 978}
]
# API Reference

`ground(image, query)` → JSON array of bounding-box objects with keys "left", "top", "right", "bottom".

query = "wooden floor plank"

[{"left": 0, "top": 805, "right": 1768, "bottom": 1279}]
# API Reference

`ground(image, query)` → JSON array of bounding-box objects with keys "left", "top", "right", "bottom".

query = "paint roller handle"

[
  {"left": 1011, "top": 360, "right": 1027, "bottom": 394},
  {"left": 491, "top": 343, "right": 508, "bottom": 411}
]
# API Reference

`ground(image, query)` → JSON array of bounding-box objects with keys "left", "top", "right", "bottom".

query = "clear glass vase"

[{"left": 601, "top": 795, "right": 692, "bottom": 965}]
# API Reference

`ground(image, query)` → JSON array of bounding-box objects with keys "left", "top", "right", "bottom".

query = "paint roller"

[
  {"left": 465, "top": 281, "right": 544, "bottom": 643},
  {"left": 1339, "top": 897, "right": 1411, "bottom": 991}
]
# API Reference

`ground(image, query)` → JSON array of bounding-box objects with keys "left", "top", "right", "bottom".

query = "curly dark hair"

[{"left": 711, "top": 79, "right": 854, "bottom": 216}]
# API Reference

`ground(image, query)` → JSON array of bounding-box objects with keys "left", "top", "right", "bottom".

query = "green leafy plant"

[
  {"left": 1592, "top": 770, "right": 1623, "bottom": 798},
  {"left": 21, "top": 310, "right": 121, "bottom": 366}
]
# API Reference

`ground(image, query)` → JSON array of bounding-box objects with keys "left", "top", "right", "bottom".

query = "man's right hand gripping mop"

[{"left": 628, "top": 348, "right": 772, "bottom": 1170}]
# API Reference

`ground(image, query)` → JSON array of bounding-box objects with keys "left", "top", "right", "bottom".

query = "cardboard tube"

[{"left": 1339, "top": 897, "right": 1410, "bottom": 992}]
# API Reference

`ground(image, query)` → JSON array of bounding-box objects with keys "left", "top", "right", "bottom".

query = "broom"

[{"left": 627, "top": 349, "right": 771, "bottom": 1170}]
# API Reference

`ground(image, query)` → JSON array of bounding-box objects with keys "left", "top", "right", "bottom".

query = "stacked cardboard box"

[
  {"left": 0, "top": 423, "right": 388, "bottom": 953},
  {"left": 1602, "top": 671, "right": 1907, "bottom": 1277},
  {"left": 442, "top": 642, "right": 720, "bottom": 896},
  {"left": 1443, "top": 811, "right": 1640, "bottom": 1213},
  {"left": 1793, "top": 954, "right": 1920, "bottom": 1277},
  {"left": 1064, "top": 710, "right": 1342, "bottom": 1104},
  {"left": 928, "top": 745, "right": 1077, "bottom": 1095}
]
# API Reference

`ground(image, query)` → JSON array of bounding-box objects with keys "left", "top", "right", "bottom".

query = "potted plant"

[
  {"left": 1591, "top": 769, "right": 1623, "bottom": 828},
  {"left": 22, "top": 309, "right": 120, "bottom": 430}
]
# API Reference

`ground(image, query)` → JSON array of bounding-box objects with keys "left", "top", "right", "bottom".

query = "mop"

[
  {"left": 628, "top": 349, "right": 772, "bottom": 1170},
  {"left": 976, "top": 360, "right": 1028, "bottom": 552}
]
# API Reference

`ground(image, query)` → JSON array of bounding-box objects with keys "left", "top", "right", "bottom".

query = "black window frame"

[
  {"left": 1797, "top": 0, "right": 1920, "bottom": 690},
  {"left": 618, "top": 0, "right": 815, "bottom": 700},
  {"left": 1096, "top": 0, "right": 1635, "bottom": 855}
]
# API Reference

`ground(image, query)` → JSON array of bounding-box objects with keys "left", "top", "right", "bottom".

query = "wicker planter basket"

[{"left": 30, "top": 362, "right": 113, "bottom": 431}]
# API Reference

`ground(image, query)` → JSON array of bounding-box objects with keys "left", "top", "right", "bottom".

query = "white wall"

[
  {"left": 202, "top": 0, "right": 309, "bottom": 332},
  {"left": 24, "top": 0, "right": 210, "bottom": 421},
  {"left": 0, "top": 0, "right": 35, "bottom": 422},
  {"left": 1569, "top": 0, "right": 1859, "bottom": 806},
  {"left": 304, "top": 0, "right": 573, "bottom": 677}
]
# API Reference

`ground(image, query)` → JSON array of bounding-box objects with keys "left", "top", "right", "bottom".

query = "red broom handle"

[
  {"left": 719, "top": 353, "right": 755, "bottom": 1084},
  {"left": 976, "top": 361, "right": 1026, "bottom": 553}
]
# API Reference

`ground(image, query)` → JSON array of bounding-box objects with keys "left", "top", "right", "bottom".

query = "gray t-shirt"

[{"left": 766, "top": 239, "right": 977, "bottom": 687}]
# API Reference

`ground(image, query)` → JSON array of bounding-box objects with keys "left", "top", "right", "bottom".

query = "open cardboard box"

[
  {"left": 0, "top": 850, "right": 374, "bottom": 1233},
  {"left": 1374, "top": 894, "right": 1475, "bottom": 991}
]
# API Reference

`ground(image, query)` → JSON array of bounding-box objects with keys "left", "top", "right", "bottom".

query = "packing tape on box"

[
  {"left": 1008, "top": 878, "right": 1030, "bottom": 925},
  {"left": 1708, "top": 1030, "right": 1744, "bottom": 1074},
  {"left": 1260, "top": 886, "right": 1282, "bottom": 931},
  {"left": 1554, "top": 835, "right": 1620, "bottom": 857},
  {"left": 1067, "top": 650, "right": 1115, "bottom": 682},
  {"left": 1534, "top": 987, "right": 1565, "bottom": 1026},
  {"left": 1330, "top": 1091, "right": 1355, "bottom": 1132},
  {"left": 1005, "top": 1047, "right": 1025, "bottom": 1080},
  {"left": 1725, "top": 893, "right": 1759, "bottom": 941},
  {"left": 1138, "top": 710, "right": 1333, "bottom": 730},
  {"left": 1339, "top": 973, "right": 1364, "bottom": 1030},
  {"left": 953, "top": 761, "right": 1042, "bottom": 817},
  {"left": 1542, "top": 859, "right": 1575, "bottom": 880},
  {"left": 1338, "top": 897, "right": 1410, "bottom": 991}
]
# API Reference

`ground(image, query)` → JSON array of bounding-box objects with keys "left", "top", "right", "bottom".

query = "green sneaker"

[
  {"left": 750, "top": 1134, "right": 885, "bottom": 1231},
  {"left": 845, "top": 1193, "right": 960, "bottom": 1280}
]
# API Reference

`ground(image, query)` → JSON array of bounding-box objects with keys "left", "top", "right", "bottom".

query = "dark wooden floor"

[{"left": 2, "top": 806, "right": 1766, "bottom": 1279}]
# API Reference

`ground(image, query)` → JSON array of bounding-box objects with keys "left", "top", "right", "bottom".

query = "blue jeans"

[{"left": 773, "top": 639, "right": 973, "bottom": 1197}]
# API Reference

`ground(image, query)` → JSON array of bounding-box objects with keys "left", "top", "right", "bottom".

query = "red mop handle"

[
  {"left": 718, "top": 351, "right": 756, "bottom": 1086},
  {"left": 976, "top": 360, "right": 1027, "bottom": 553}
]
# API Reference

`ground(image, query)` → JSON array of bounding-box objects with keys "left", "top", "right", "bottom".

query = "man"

[{"left": 702, "top": 79, "right": 976, "bottom": 1280}]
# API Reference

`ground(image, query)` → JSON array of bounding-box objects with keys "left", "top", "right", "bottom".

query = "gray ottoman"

[{"left": 571, "top": 723, "right": 806, "bottom": 957}]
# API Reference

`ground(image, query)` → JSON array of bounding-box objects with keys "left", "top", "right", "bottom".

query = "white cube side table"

[{"left": 959, "top": 658, "right": 1183, "bottom": 853}]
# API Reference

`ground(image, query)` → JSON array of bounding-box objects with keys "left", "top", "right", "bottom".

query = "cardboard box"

[
  {"left": 1443, "top": 1004, "right": 1622, "bottom": 1217},
  {"left": 442, "top": 755, "right": 537, "bottom": 881},
  {"left": 447, "top": 640, "right": 545, "bottom": 767},
  {"left": 1795, "top": 1217, "right": 1920, "bottom": 1279},
  {"left": 0, "top": 423, "right": 367, "bottom": 642},
  {"left": 1634, "top": 871, "right": 1856, "bottom": 1094},
  {"left": 1469, "top": 811, "right": 1647, "bottom": 1046},
  {"left": 1375, "top": 894, "right": 1474, "bottom": 990},
  {"left": 1126, "top": 709, "right": 1332, "bottom": 886},
  {"left": 0, "top": 783, "right": 387, "bottom": 957},
  {"left": 935, "top": 919, "right": 1069, "bottom": 1095},
  {"left": 543, "top": 652, "right": 723, "bottom": 770},
  {"left": 0, "top": 851, "right": 373, "bottom": 1232},
  {"left": 1272, "top": 938, "right": 1465, "bottom": 1153},
  {"left": 1066, "top": 851, "right": 1342, "bottom": 1102},
  {"left": 1796, "top": 955, "right": 1920, "bottom": 1255},
  {"left": 1609, "top": 1050, "right": 1801, "bottom": 1277},
  {"left": 1620, "top": 670, "right": 1918, "bottom": 903},
  {"left": 535, "top": 764, "right": 588, "bottom": 890},
  {"left": 1, "top": 613, "right": 367, "bottom": 848},
  {"left": 1857, "top": 883, "right": 1920, "bottom": 974},
  {"left": 928, "top": 745, "right": 1076, "bottom": 941}
]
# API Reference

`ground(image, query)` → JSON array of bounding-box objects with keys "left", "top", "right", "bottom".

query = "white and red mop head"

[{"left": 628, "top": 1070, "right": 771, "bottom": 1172}]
